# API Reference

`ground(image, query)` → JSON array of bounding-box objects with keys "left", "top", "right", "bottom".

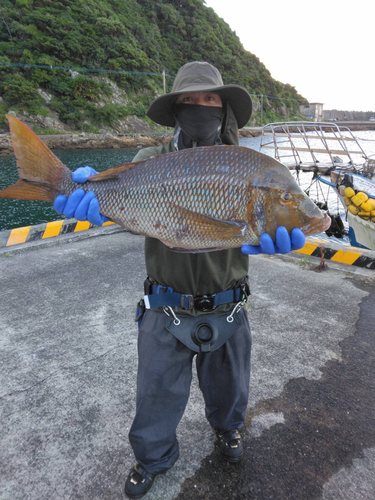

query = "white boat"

[
  {"left": 260, "top": 121, "right": 375, "bottom": 250},
  {"left": 329, "top": 168, "right": 375, "bottom": 249}
]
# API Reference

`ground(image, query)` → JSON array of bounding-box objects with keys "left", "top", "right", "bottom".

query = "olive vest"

[{"left": 132, "top": 105, "right": 249, "bottom": 305}]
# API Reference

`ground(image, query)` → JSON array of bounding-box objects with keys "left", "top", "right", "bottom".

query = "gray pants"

[{"left": 129, "top": 308, "right": 252, "bottom": 474}]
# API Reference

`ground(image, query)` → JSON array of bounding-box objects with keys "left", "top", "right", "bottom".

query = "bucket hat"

[{"left": 147, "top": 61, "right": 252, "bottom": 129}]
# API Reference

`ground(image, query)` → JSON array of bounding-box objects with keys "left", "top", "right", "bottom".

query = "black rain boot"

[
  {"left": 124, "top": 464, "right": 161, "bottom": 499},
  {"left": 216, "top": 428, "right": 243, "bottom": 463}
]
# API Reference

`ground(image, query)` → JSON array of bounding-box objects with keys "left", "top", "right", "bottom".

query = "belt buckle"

[
  {"left": 243, "top": 279, "right": 251, "bottom": 298},
  {"left": 237, "top": 276, "right": 250, "bottom": 301},
  {"left": 181, "top": 294, "right": 194, "bottom": 310},
  {"left": 194, "top": 294, "right": 215, "bottom": 312}
]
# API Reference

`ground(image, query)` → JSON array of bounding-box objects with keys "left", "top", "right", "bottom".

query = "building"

[{"left": 299, "top": 102, "right": 324, "bottom": 121}]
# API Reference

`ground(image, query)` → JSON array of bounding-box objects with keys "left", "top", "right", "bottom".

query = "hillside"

[{"left": 0, "top": 0, "right": 307, "bottom": 134}]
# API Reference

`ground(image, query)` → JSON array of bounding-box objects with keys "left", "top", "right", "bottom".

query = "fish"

[{"left": 1, "top": 115, "right": 330, "bottom": 252}]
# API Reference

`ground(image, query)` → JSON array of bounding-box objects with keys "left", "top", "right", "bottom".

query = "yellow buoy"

[
  {"left": 343, "top": 196, "right": 352, "bottom": 206},
  {"left": 360, "top": 201, "right": 373, "bottom": 212},
  {"left": 357, "top": 191, "right": 369, "bottom": 202},
  {"left": 358, "top": 211, "right": 371, "bottom": 218},
  {"left": 351, "top": 195, "right": 363, "bottom": 207},
  {"left": 344, "top": 187, "right": 355, "bottom": 198},
  {"left": 348, "top": 205, "right": 360, "bottom": 215}
]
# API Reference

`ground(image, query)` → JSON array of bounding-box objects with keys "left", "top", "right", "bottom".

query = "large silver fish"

[{"left": 1, "top": 115, "right": 330, "bottom": 251}]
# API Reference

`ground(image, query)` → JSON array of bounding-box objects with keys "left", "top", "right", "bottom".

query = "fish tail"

[{"left": 0, "top": 115, "right": 70, "bottom": 202}]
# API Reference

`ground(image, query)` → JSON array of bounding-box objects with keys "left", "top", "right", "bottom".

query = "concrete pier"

[{"left": 1, "top": 230, "right": 374, "bottom": 500}]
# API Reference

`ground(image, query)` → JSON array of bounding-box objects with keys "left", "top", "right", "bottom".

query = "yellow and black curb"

[
  {"left": 1, "top": 220, "right": 375, "bottom": 270},
  {"left": 294, "top": 238, "right": 375, "bottom": 270},
  {"left": 0, "top": 219, "right": 117, "bottom": 249}
]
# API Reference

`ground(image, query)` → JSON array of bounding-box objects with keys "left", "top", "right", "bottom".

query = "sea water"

[{"left": 0, "top": 148, "right": 139, "bottom": 231}]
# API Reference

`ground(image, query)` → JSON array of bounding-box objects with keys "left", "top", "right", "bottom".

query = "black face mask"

[{"left": 173, "top": 103, "right": 223, "bottom": 149}]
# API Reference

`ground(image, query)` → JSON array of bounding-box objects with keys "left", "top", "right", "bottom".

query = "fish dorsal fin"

[{"left": 87, "top": 160, "right": 146, "bottom": 181}]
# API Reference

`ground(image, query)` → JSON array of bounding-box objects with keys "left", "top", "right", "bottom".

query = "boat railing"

[
  {"left": 260, "top": 121, "right": 369, "bottom": 173},
  {"left": 363, "top": 158, "right": 375, "bottom": 178}
]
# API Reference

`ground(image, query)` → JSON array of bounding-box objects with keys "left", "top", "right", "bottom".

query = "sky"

[{"left": 204, "top": 0, "right": 374, "bottom": 112}]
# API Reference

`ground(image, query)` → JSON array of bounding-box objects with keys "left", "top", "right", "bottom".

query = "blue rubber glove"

[
  {"left": 53, "top": 166, "right": 111, "bottom": 226},
  {"left": 241, "top": 227, "right": 305, "bottom": 255}
]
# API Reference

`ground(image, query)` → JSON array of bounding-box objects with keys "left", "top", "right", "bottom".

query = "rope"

[{"left": 0, "top": 62, "right": 175, "bottom": 78}]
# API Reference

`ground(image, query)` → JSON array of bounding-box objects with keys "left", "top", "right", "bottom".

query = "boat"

[
  {"left": 329, "top": 166, "right": 375, "bottom": 249},
  {"left": 260, "top": 121, "right": 375, "bottom": 250}
]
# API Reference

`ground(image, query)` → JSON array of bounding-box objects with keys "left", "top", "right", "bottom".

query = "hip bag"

[{"left": 165, "top": 309, "right": 244, "bottom": 353}]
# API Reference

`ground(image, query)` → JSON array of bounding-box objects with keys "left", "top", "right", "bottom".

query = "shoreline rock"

[
  {"left": 0, "top": 132, "right": 174, "bottom": 156},
  {"left": 0, "top": 128, "right": 261, "bottom": 156}
]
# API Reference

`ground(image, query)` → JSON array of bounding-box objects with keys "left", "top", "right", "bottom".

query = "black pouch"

[
  {"left": 165, "top": 311, "right": 242, "bottom": 353},
  {"left": 135, "top": 299, "right": 146, "bottom": 329}
]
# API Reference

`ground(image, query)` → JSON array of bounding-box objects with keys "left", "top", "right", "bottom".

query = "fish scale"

[{"left": 1, "top": 116, "right": 331, "bottom": 252}]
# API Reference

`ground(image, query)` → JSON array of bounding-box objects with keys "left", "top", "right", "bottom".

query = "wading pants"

[{"left": 128, "top": 308, "right": 252, "bottom": 475}]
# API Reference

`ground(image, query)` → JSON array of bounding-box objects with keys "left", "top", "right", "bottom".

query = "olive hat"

[{"left": 146, "top": 61, "right": 252, "bottom": 128}]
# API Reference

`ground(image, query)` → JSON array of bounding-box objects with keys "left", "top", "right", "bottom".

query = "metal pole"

[
  {"left": 162, "top": 70, "right": 166, "bottom": 93},
  {"left": 260, "top": 94, "right": 263, "bottom": 126}
]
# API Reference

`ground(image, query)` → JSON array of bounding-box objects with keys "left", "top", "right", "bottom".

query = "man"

[{"left": 54, "top": 61, "right": 305, "bottom": 498}]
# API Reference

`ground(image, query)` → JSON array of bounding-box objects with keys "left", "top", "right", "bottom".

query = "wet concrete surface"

[
  {"left": 176, "top": 283, "right": 375, "bottom": 500},
  {"left": 0, "top": 231, "right": 374, "bottom": 500}
]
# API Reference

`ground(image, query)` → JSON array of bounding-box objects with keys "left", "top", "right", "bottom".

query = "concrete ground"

[{"left": 1, "top": 230, "right": 374, "bottom": 500}]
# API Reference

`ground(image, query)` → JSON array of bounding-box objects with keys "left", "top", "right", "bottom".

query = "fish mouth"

[{"left": 300, "top": 212, "right": 332, "bottom": 236}]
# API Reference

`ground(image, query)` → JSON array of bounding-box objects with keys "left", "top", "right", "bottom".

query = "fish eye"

[{"left": 280, "top": 192, "right": 292, "bottom": 203}]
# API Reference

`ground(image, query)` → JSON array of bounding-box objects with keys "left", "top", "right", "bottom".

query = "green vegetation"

[{"left": 0, "top": 0, "right": 307, "bottom": 130}]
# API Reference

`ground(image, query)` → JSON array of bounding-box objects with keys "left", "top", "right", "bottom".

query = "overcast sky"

[{"left": 204, "top": 0, "right": 374, "bottom": 112}]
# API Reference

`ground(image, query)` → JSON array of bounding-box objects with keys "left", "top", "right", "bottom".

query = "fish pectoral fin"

[
  {"left": 167, "top": 203, "right": 248, "bottom": 239},
  {"left": 87, "top": 160, "right": 146, "bottom": 182},
  {"left": 197, "top": 214, "right": 247, "bottom": 239}
]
